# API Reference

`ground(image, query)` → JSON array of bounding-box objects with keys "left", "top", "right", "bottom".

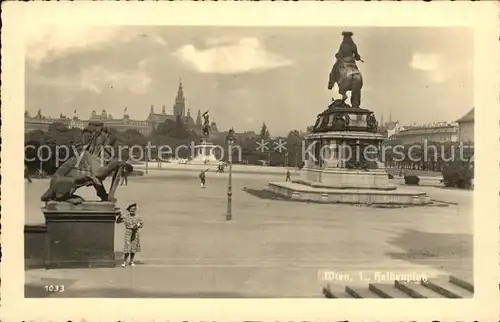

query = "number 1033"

[{"left": 44, "top": 285, "right": 65, "bottom": 292}]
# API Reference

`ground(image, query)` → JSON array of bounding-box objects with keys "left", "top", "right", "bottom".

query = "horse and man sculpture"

[
  {"left": 41, "top": 121, "right": 133, "bottom": 205},
  {"left": 328, "top": 31, "right": 364, "bottom": 109},
  {"left": 202, "top": 111, "right": 211, "bottom": 137}
]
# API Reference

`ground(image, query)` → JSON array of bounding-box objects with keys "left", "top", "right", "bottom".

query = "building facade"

[
  {"left": 387, "top": 124, "right": 459, "bottom": 145},
  {"left": 25, "top": 80, "right": 217, "bottom": 136},
  {"left": 456, "top": 108, "right": 474, "bottom": 145}
]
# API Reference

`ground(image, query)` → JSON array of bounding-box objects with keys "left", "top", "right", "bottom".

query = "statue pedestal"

[
  {"left": 300, "top": 167, "right": 393, "bottom": 190},
  {"left": 24, "top": 224, "right": 48, "bottom": 269},
  {"left": 269, "top": 122, "right": 430, "bottom": 205},
  {"left": 41, "top": 201, "right": 120, "bottom": 269},
  {"left": 191, "top": 140, "right": 219, "bottom": 164}
]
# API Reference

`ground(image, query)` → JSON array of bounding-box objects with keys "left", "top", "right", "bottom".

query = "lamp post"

[{"left": 226, "top": 128, "right": 236, "bottom": 221}]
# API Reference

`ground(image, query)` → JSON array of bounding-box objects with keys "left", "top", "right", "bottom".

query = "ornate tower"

[
  {"left": 173, "top": 79, "right": 186, "bottom": 118},
  {"left": 150, "top": 104, "right": 155, "bottom": 115},
  {"left": 161, "top": 104, "right": 166, "bottom": 115}
]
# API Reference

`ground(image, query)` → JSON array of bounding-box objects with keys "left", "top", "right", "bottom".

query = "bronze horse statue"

[
  {"left": 41, "top": 122, "right": 133, "bottom": 205},
  {"left": 328, "top": 31, "right": 364, "bottom": 108},
  {"left": 202, "top": 111, "right": 210, "bottom": 137}
]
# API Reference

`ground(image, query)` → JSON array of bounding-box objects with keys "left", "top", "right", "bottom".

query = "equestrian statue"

[
  {"left": 41, "top": 121, "right": 133, "bottom": 205},
  {"left": 328, "top": 31, "right": 364, "bottom": 108},
  {"left": 202, "top": 111, "right": 210, "bottom": 137}
]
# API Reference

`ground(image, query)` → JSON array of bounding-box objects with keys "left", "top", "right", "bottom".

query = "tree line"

[
  {"left": 24, "top": 118, "right": 474, "bottom": 185},
  {"left": 24, "top": 120, "right": 306, "bottom": 175}
]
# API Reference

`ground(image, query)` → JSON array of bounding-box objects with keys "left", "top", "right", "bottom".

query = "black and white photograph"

[{"left": 1, "top": 2, "right": 499, "bottom": 321}]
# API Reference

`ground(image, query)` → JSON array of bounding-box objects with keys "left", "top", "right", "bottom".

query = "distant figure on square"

[
  {"left": 199, "top": 169, "right": 208, "bottom": 188},
  {"left": 285, "top": 169, "right": 291, "bottom": 182},
  {"left": 120, "top": 163, "right": 129, "bottom": 186},
  {"left": 116, "top": 203, "right": 143, "bottom": 267},
  {"left": 25, "top": 164, "right": 32, "bottom": 183},
  {"left": 217, "top": 162, "right": 225, "bottom": 173}
]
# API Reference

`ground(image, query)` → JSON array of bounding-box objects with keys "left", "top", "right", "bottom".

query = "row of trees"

[
  {"left": 24, "top": 118, "right": 473, "bottom": 179},
  {"left": 24, "top": 119, "right": 306, "bottom": 174}
]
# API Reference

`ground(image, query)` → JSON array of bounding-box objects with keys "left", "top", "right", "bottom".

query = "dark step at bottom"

[
  {"left": 449, "top": 275, "right": 474, "bottom": 293},
  {"left": 369, "top": 283, "right": 412, "bottom": 298},
  {"left": 322, "top": 285, "right": 354, "bottom": 298},
  {"left": 345, "top": 285, "right": 380, "bottom": 298},
  {"left": 395, "top": 280, "right": 447, "bottom": 298},
  {"left": 422, "top": 278, "right": 473, "bottom": 298}
]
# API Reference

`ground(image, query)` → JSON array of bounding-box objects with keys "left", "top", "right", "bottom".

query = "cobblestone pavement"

[{"left": 25, "top": 170, "right": 472, "bottom": 298}]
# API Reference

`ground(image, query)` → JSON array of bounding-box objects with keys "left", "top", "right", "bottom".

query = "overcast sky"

[{"left": 25, "top": 26, "right": 473, "bottom": 136}]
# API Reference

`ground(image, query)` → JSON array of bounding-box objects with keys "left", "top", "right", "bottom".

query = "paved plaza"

[{"left": 25, "top": 169, "right": 473, "bottom": 298}]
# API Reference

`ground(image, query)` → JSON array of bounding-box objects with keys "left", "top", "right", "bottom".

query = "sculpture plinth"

[
  {"left": 300, "top": 129, "right": 391, "bottom": 190},
  {"left": 313, "top": 103, "right": 379, "bottom": 134},
  {"left": 269, "top": 105, "right": 430, "bottom": 205},
  {"left": 42, "top": 201, "right": 120, "bottom": 268},
  {"left": 191, "top": 139, "right": 219, "bottom": 164}
]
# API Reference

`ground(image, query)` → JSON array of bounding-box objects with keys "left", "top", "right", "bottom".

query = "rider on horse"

[
  {"left": 202, "top": 111, "right": 210, "bottom": 137},
  {"left": 328, "top": 31, "right": 364, "bottom": 108},
  {"left": 331, "top": 31, "right": 362, "bottom": 86}
]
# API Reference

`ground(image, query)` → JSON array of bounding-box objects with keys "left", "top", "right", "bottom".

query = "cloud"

[
  {"left": 79, "top": 63, "right": 152, "bottom": 95},
  {"left": 172, "top": 37, "right": 293, "bottom": 74},
  {"left": 25, "top": 26, "right": 167, "bottom": 68},
  {"left": 409, "top": 52, "right": 444, "bottom": 83},
  {"left": 29, "top": 58, "right": 152, "bottom": 95}
]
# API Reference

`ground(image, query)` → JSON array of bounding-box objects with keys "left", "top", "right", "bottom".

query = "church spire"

[
  {"left": 389, "top": 110, "right": 392, "bottom": 123},
  {"left": 161, "top": 104, "right": 166, "bottom": 115},
  {"left": 173, "top": 78, "right": 186, "bottom": 118},
  {"left": 176, "top": 78, "right": 185, "bottom": 102},
  {"left": 381, "top": 111, "right": 384, "bottom": 126}
]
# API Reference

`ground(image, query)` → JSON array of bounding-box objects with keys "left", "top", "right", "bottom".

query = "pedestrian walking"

[
  {"left": 116, "top": 203, "right": 143, "bottom": 267},
  {"left": 25, "top": 165, "right": 32, "bottom": 183},
  {"left": 216, "top": 162, "right": 225, "bottom": 173},
  {"left": 199, "top": 169, "right": 208, "bottom": 188},
  {"left": 285, "top": 169, "right": 291, "bottom": 182},
  {"left": 120, "top": 163, "right": 129, "bottom": 186}
]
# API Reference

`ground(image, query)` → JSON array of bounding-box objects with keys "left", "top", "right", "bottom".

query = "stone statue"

[
  {"left": 202, "top": 111, "right": 210, "bottom": 137},
  {"left": 328, "top": 31, "right": 364, "bottom": 108},
  {"left": 313, "top": 112, "right": 350, "bottom": 132},
  {"left": 366, "top": 112, "right": 378, "bottom": 133},
  {"left": 41, "top": 122, "right": 132, "bottom": 205},
  {"left": 332, "top": 113, "right": 350, "bottom": 131}
]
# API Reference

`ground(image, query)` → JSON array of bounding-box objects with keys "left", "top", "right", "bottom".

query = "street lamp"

[{"left": 226, "top": 128, "right": 236, "bottom": 221}]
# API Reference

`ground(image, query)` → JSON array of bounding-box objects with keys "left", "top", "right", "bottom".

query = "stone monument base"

[
  {"left": 300, "top": 168, "right": 394, "bottom": 190},
  {"left": 24, "top": 224, "right": 48, "bottom": 269},
  {"left": 191, "top": 140, "right": 220, "bottom": 165},
  {"left": 42, "top": 201, "right": 120, "bottom": 269},
  {"left": 268, "top": 181, "right": 431, "bottom": 205}
]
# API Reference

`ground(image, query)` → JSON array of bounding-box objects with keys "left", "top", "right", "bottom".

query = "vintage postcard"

[{"left": 1, "top": 1, "right": 499, "bottom": 321}]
